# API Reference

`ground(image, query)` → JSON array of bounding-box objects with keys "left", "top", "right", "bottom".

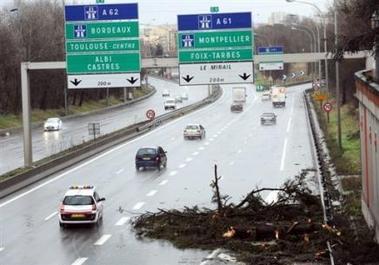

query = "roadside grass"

[
  {"left": 313, "top": 97, "right": 361, "bottom": 175},
  {"left": 0, "top": 86, "right": 152, "bottom": 130},
  {"left": 312, "top": 94, "right": 362, "bottom": 218}
]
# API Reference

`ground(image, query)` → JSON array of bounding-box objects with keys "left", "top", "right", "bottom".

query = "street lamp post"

[
  {"left": 286, "top": 0, "right": 329, "bottom": 92},
  {"left": 372, "top": 10, "right": 379, "bottom": 80},
  {"left": 291, "top": 26, "right": 315, "bottom": 78},
  {"left": 335, "top": 3, "right": 342, "bottom": 149}
]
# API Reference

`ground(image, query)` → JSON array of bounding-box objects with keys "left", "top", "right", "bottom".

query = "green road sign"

[
  {"left": 66, "top": 53, "right": 140, "bottom": 74},
  {"left": 65, "top": 4, "right": 140, "bottom": 76},
  {"left": 179, "top": 48, "right": 252, "bottom": 63},
  {"left": 210, "top": 6, "right": 219, "bottom": 13},
  {"left": 66, "top": 39, "right": 139, "bottom": 53},
  {"left": 178, "top": 30, "right": 252, "bottom": 49},
  {"left": 65, "top": 21, "right": 139, "bottom": 40}
]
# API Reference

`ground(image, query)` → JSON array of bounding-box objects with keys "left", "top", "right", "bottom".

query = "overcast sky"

[{"left": 1, "top": 0, "right": 332, "bottom": 25}]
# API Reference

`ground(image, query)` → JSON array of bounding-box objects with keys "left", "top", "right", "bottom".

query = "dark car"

[
  {"left": 260, "top": 113, "right": 277, "bottom": 125},
  {"left": 135, "top": 146, "right": 167, "bottom": 171},
  {"left": 230, "top": 103, "right": 243, "bottom": 112}
]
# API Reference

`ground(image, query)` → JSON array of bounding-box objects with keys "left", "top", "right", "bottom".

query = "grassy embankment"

[
  {"left": 312, "top": 94, "right": 361, "bottom": 216},
  {"left": 0, "top": 86, "right": 151, "bottom": 130}
]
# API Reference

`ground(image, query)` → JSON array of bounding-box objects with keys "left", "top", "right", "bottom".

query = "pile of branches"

[{"left": 133, "top": 166, "right": 379, "bottom": 264}]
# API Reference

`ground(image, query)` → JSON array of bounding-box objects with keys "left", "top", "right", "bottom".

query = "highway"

[
  {"left": 0, "top": 77, "right": 208, "bottom": 175},
  {"left": 0, "top": 82, "right": 314, "bottom": 265}
]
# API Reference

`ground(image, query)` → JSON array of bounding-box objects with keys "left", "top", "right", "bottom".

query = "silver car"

[
  {"left": 260, "top": 113, "right": 277, "bottom": 125},
  {"left": 183, "top": 124, "right": 206, "bottom": 140}
]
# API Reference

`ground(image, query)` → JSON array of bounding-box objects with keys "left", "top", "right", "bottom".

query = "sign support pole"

[
  {"left": 64, "top": 85, "right": 68, "bottom": 116},
  {"left": 21, "top": 62, "right": 32, "bottom": 167},
  {"left": 123, "top": 87, "right": 127, "bottom": 102}
]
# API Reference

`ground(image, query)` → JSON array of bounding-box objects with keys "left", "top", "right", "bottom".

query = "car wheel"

[
  {"left": 157, "top": 162, "right": 161, "bottom": 171},
  {"left": 59, "top": 222, "right": 67, "bottom": 228}
]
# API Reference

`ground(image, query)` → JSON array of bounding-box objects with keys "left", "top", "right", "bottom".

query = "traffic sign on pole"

[
  {"left": 146, "top": 109, "right": 156, "bottom": 121},
  {"left": 64, "top": 3, "right": 140, "bottom": 89},
  {"left": 323, "top": 102, "right": 333, "bottom": 113},
  {"left": 177, "top": 12, "right": 253, "bottom": 86}
]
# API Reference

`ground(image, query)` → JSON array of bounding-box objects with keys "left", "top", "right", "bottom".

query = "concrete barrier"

[{"left": 0, "top": 86, "right": 222, "bottom": 199}]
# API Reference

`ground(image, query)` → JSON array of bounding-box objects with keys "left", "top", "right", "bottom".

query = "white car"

[
  {"left": 183, "top": 124, "right": 206, "bottom": 140},
  {"left": 175, "top": 95, "right": 183, "bottom": 103},
  {"left": 44, "top": 117, "right": 62, "bottom": 131},
  {"left": 164, "top": 98, "right": 177, "bottom": 110},
  {"left": 261, "top": 92, "right": 271, "bottom": 101},
  {"left": 59, "top": 185, "right": 105, "bottom": 227},
  {"left": 162, "top": 89, "right": 170, "bottom": 97},
  {"left": 181, "top": 92, "right": 189, "bottom": 100}
]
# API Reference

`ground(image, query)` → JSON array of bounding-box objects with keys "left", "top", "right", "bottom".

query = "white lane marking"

[
  {"left": 116, "top": 168, "right": 125, "bottom": 175},
  {"left": 217, "top": 131, "right": 222, "bottom": 134},
  {"left": 265, "top": 191, "right": 279, "bottom": 204},
  {"left": 158, "top": 179, "right": 168, "bottom": 186},
  {"left": 280, "top": 138, "right": 288, "bottom": 171},
  {"left": 146, "top": 190, "right": 158, "bottom": 197},
  {"left": 192, "top": 151, "right": 199, "bottom": 156},
  {"left": 213, "top": 134, "right": 218, "bottom": 138},
  {"left": 178, "top": 164, "right": 186, "bottom": 169},
  {"left": 237, "top": 149, "right": 242, "bottom": 154},
  {"left": 204, "top": 142, "right": 210, "bottom": 146},
  {"left": 171, "top": 137, "right": 175, "bottom": 141},
  {"left": 198, "top": 146, "right": 205, "bottom": 150},
  {"left": 209, "top": 138, "right": 214, "bottom": 141},
  {"left": 169, "top": 170, "right": 178, "bottom": 176},
  {"left": 286, "top": 117, "right": 292, "bottom": 133},
  {"left": 115, "top": 216, "right": 130, "bottom": 226},
  {"left": 185, "top": 157, "right": 193, "bottom": 162},
  {"left": 44, "top": 211, "right": 57, "bottom": 221},
  {"left": 229, "top": 161, "right": 235, "bottom": 166},
  {"left": 132, "top": 202, "right": 145, "bottom": 210},
  {"left": 0, "top": 247, "right": 4, "bottom": 252},
  {"left": 94, "top": 234, "right": 112, "bottom": 246},
  {"left": 71, "top": 258, "right": 88, "bottom": 265},
  {"left": 0, "top": 89, "right": 225, "bottom": 209},
  {"left": 115, "top": 168, "right": 124, "bottom": 175}
]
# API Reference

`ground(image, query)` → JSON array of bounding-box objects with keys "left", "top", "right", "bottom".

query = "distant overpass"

[{"left": 142, "top": 51, "right": 370, "bottom": 68}]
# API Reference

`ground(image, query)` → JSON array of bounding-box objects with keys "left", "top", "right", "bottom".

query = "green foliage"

[{"left": 312, "top": 97, "right": 361, "bottom": 175}]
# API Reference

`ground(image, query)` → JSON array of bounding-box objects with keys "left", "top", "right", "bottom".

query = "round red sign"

[
  {"left": 146, "top": 109, "right": 155, "bottom": 120},
  {"left": 323, "top": 103, "right": 333, "bottom": 113}
]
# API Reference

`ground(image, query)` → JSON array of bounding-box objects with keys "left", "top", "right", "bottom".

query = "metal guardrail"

[
  {"left": 303, "top": 88, "right": 335, "bottom": 265},
  {"left": 0, "top": 85, "right": 222, "bottom": 199}
]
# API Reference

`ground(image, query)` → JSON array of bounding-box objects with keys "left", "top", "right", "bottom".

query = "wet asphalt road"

[
  {"left": 0, "top": 77, "right": 208, "bottom": 175},
  {"left": 0, "top": 82, "right": 314, "bottom": 265}
]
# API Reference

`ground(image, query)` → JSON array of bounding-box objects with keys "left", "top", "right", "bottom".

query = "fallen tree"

[{"left": 133, "top": 166, "right": 379, "bottom": 265}]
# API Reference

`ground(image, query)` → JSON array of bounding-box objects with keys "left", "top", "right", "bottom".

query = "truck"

[
  {"left": 271, "top": 86, "right": 286, "bottom": 108},
  {"left": 232, "top": 87, "right": 247, "bottom": 103}
]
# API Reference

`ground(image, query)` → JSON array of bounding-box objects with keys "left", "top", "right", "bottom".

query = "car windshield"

[
  {"left": 262, "top": 113, "right": 274, "bottom": 117},
  {"left": 166, "top": 99, "right": 175, "bottom": 103},
  {"left": 46, "top": 118, "right": 58, "bottom": 123},
  {"left": 63, "top": 195, "right": 94, "bottom": 205},
  {"left": 137, "top": 148, "right": 157, "bottom": 155},
  {"left": 186, "top": 125, "right": 199, "bottom": 130}
]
